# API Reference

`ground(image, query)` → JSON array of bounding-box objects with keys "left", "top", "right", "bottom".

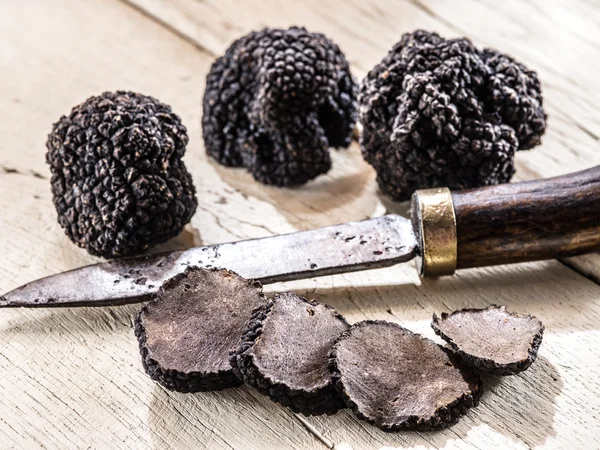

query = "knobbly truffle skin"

[
  {"left": 46, "top": 91, "right": 197, "bottom": 258},
  {"left": 360, "top": 30, "right": 547, "bottom": 201},
  {"left": 202, "top": 27, "right": 358, "bottom": 186}
]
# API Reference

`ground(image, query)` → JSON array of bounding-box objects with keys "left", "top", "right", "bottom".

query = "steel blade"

[{"left": 0, "top": 214, "right": 417, "bottom": 307}]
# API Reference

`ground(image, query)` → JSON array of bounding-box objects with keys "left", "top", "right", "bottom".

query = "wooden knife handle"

[{"left": 452, "top": 165, "right": 600, "bottom": 269}]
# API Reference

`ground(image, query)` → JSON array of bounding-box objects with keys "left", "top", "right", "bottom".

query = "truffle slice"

[
  {"left": 432, "top": 306, "right": 544, "bottom": 375},
  {"left": 330, "top": 321, "right": 481, "bottom": 431},
  {"left": 230, "top": 292, "right": 349, "bottom": 415},
  {"left": 135, "top": 267, "right": 266, "bottom": 392}
]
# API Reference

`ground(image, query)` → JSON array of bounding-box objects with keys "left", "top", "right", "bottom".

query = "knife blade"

[
  {"left": 2, "top": 165, "right": 600, "bottom": 308},
  {"left": 0, "top": 215, "right": 417, "bottom": 307}
]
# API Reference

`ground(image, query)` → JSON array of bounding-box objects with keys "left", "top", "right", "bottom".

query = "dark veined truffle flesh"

[
  {"left": 46, "top": 91, "right": 197, "bottom": 258},
  {"left": 135, "top": 267, "right": 266, "bottom": 392},
  {"left": 230, "top": 292, "right": 349, "bottom": 415},
  {"left": 432, "top": 305, "right": 544, "bottom": 375},
  {"left": 202, "top": 27, "right": 358, "bottom": 186},
  {"left": 360, "top": 30, "right": 547, "bottom": 201},
  {"left": 330, "top": 320, "right": 481, "bottom": 431}
]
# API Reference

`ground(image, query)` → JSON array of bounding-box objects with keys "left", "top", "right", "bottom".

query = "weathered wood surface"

[{"left": 0, "top": 0, "right": 599, "bottom": 449}]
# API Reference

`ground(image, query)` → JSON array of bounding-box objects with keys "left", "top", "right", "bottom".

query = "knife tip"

[{"left": 0, "top": 288, "right": 24, "bottom": 307}]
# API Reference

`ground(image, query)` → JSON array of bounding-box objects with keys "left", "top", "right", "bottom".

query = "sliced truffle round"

[
  {"left": 230, "top": 292, "right": 349, "bottom": 415},
  {"left": 135, "top": 267, "right": 266, "bottom": 392},
  {"left": 330, "top": 320, "right": 481, "bottom": 431},
  {"left": 359, "top": 30, "right": 547, "bottom": 201},
  {"left": 46, "top": 91, "right": 197, "bottom": 258},
  {"left": 202, "top": 27, "right": 358, "bottom": 186},
  {"left": 432, "top": 306, "right": 544, "bottom": 375}
]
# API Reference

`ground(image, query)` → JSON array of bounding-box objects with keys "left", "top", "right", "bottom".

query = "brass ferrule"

[{"left": 411, "top": 187, "right": 457, "bottom": 277}]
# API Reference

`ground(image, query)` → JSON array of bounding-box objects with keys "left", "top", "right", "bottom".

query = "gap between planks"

[{"left": 118, "top": 0, "right": 218, "bottom": 57}]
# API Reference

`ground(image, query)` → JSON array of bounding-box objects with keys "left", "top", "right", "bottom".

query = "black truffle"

[
  {"left": 202, "top": 27, "right": 358, "bottom": 186},
  {"left": 135, "top": 267, "right": 266, "bottom": 393},
  {"left": 46, "top": 91, "right": 197, "bottom": 258},
  {"left": 360, "top": 30, "right": 547, "bottom": 201},
  {"left": 432, "top": 305, "right": 544, "bottom": 375},
  {"left": 330, "top": 320, "right": 481, "bottom": 431},
  {"left": 230, "top": 292, "right": 349, "bottom": 415}
]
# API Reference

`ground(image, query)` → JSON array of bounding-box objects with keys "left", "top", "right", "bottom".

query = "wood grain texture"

[
  {"left": 0, "top": 0, "right": 599, "bottom": 449},
  {"left": 453, "top": 166, "right": 600, "bottom": 269}
]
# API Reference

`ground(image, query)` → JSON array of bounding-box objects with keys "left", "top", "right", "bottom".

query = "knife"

[{"left": 2, "top": 166, "right": 600, "bottom": 308}]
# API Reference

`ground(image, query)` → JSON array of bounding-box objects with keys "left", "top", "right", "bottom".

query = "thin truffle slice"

[
  {"left": 135, "top": 267, "right": 266, "bottom": 392},
  {"left": 230, "top": 292, "right": 349, "bottom": 415},
  {"left": 330, "top": 321, "right": 481, "bottom": 431},
  {"left": 432, "top": 306, "right": 544, "bottom": 375}
]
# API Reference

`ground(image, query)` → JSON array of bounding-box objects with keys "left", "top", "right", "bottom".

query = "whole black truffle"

[
  {"left": 360, "top": 30, "right": 547, "bottom": 201},
  {"left": 202, "top": 27, "right": 358, "bottom": 186},
  {"left": 46, "top": 91, "right": 198, "bottom": 258}
]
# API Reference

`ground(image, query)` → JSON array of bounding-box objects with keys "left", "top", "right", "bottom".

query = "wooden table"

[{"left": 1, "top": 1, "right": 599, "bottom": 448}]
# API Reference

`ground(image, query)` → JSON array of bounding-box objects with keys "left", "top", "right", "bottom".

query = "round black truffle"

[
  {"left": 202, "top": 27, "right": 358, "bottom": 186},
  {"left": 135, "top": 267, "right": 267, "bottom": 393},
  {"left": 360, "top": 30, "right": 547, "bottom": 201},
  {"left": 46, "top": 91, "right": 197, "bottom": 258},
  {"left": 330, "top": 320, "right": 482, "bottom": 431},
  {"left": 431, "top": 305, "right": 544, "bottom": 375},
  {"left": 230, "top": 292, "right": 349, "bottom": 415}
]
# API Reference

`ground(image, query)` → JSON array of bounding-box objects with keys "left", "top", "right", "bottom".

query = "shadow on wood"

[
  {"left": 0, "top": 304, "right": 139, "bottom": 336},
  {"left": 211, "top": 145, "right": 380, "bottom": 231},
  {"left": 148, "top": 383, "right": 321, "bottom": 449},
  {"left": 151, "top": 224, "right": 204, "bottom": 253},
  {"left": 477, "top": 356, "right": 562, "bottom": 448},
  {"left": 378, "top": 193, "right": 411, "bottom": 217}
]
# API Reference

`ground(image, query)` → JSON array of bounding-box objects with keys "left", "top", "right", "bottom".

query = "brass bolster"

[{"left": 411, "top": 188, "right": 457, "bottom": 277}]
